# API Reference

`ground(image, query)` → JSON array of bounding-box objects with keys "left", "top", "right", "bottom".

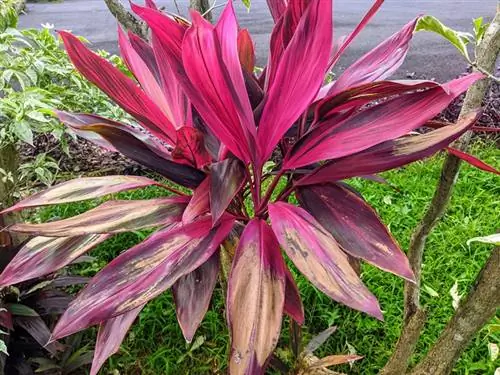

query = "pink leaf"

[
  {"left": 283, "top": 268, "right": 304, "bottom": 324},
  {"left": 447, "top": 147, "right": 500, "bottom": 175},
  {"left": 257, "top": 0, "right": 332, "bottom": 163},
  {"left": 285, "top": 73, "right": 483, "bottom": 169},
  {"left": 182, "top": 177, "right": 210, "bottom": 224},
  {"left": 90, "top": 305, "right": 144, "bottom": 375},
  {"left": 10, "top": 197, "right": 188, "bottom": 237},
  {"left": 297, "top": 183, "right": 414, "bottom": 281},
  {"left": 0, "top": 235, "right": 109, "bottom": 286},
  {"left": 328, "top": 17, "right": 419, "bottom": 95},
  {"left": 181, "top": 10, "right": 256, "bottom": 163},
  {"left": 118, "top": 27, "right": 174, "bottom": 124},
  {"left": 268, "top": 202, "right": 382, "bottom": 319},
  {"left": 2, "top": 175, "right": 161, "bottom": 214},
  {"left": 51, "top": 216, "right": 234, "bottom": 340},
  {"left": 58, "top": 31, "right": 176, "bottom": 144},
  {"left": 172, "top": 126, "right": 212, "bottom": 168},
  {"left": 266, "top": 0, "right": 287, "bottom": 22},
  {"left": 298, "top": 111, "right": 480, "bottom": 185},
  {"left": 210, "top": 159, "right": 246, "bottom": 225},
  {"left": 227, "top": 219, "right": 285, "bottom": 375},
  {"left": 172, "top": 252, "right": 219, "bottom": 342}
]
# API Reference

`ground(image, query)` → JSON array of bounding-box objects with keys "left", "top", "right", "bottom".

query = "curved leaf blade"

[
  {"left": 210, "top": 159, "right": 246, "bottom": 225},
  {"left": 297, "top": 183, "right": 414, "bottom": 281},
  {"left": 52, "top": 216, "right": 234, "bottom": 339},
  {"left": 298, "top": 111, "right": 480, "bottom": 185},
  {"left": 90, "top": 305, "right": 144, "bottom": 375},
  {"left": 10, "top": 197, "right": 188, "bottom": 237},
  {"left": 268, "top": 202, "right": 382, "bottom": 319},
  {"left": 2, "top": 175, "right": 160, "bottom": 214},
  {"left": 227, "top": 219, "right": 286, "bottom": 375},
  {"left": 172, "top": 252, "right": 219, "bottom": 343},
  {"left": 0, "top": 235, "right": 109, "bottom": 286}
]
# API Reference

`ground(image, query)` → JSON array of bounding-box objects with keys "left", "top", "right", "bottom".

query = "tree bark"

[
  {"left": 378, "top": 309, "right": 427, "bottom": 375},
  {"left": 189, "top": 0, "right": 212, "bottom": 22},
  {"left": 410, "top": 248, "right": 500, "bottom": 375},
  {"left": 103, "top": 0, "right": 148, "bottom": 39},
  {"left": 380, "top": 7, "right": 500, "bottom": 375}
]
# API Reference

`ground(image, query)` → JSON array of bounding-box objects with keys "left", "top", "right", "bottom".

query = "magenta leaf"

[
  {"left": 2, "top": 175, "right": 160, "bottom": 214},
  {"left": 227, "top": 219, "right": 286, "bottom": 375},
  {"left": 268, "top": 202, "right": 382, "bottom": 319},
  {"left": 58, "top": 31, "right": 176, "bottom": 144},
  {"left": 266, "top": 0, "right": 287, "bottom": 22},
  {"left": 90, "top": 304, "right": 144, "bottom": 375},
  {"left": 329, "top": 17, "right": 419, "bottom": 95},
  {"left": 118, "top": 27, "right": 173, "bottom": 123},
  {"left": 172, "top": 252, "right": 219, "bottom": 343},
  {"left": 172, "top": 126, "right": 212, "bottom": 168},
  {"left": 64, "top": 120, "right": 205, "bottom": 188},
  {"left": 181, "top": 10, "right": 256, "bottom": 163},
  {"left": 446, "top": 147, "right": 500, "bottom": 175},
  {"left": 56, "top": 111, "right": 169, "bottom": 155},
  {"left": 298, "top": 111, "right": 480, "bottom": 185},
  {"left": 182, "top": 177, "right": 210, "bottom": 224},
  {"left": 285, "top": 73, "right": 483, "bottom": 169},
  {"left": 328, "top": 0, "right": 384, "bottom": 68},
  {"left": 0, "top": 235, "right": 109, "bottom": 286},
  {"left": 210, "top": 159, "right": 246, "bottom": 225},
  {"left": 10, "top": 197, "right": 188, "bottom": 236},
  {"left": 283, "top": 268, "right": 304, "bottom": 325},
  {"left": 52, "top": 216, "right": 234, "bottom": 339},
  {"left": 297, "top": 183, "right": 414, "bottom": 281},
  {"left": 257, "top": 0, "right": 332, "bottom": 163}
]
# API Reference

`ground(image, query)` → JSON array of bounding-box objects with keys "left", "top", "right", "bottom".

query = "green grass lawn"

[{"left": 37, "top": 140, "right": 499, "bottom": 374}]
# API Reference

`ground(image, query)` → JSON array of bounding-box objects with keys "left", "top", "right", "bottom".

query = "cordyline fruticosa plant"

[{"left": 0, "top": 0, "right": 492, "bottom": 373}]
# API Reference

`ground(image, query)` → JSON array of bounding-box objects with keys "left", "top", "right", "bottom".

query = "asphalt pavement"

[{"left": 18, "top": 0, "right": 498, "bottom": 81}]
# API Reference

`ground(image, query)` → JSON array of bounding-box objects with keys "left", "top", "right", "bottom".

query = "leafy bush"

[
  {"left": 0, "top": 17, "right": 127, "bottom": 187},
  {"left": 0, "top": 1, "right": 494, "bottom": 374}
]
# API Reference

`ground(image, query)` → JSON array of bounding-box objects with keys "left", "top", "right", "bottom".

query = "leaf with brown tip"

[
  {"left": 227, "top": 219, "right": 286, "bottom": 375},
  {"left": 268, "top": 202, "right": 382, "bottom": 320}
]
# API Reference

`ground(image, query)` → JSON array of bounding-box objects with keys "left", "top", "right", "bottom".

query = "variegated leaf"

[
  {"left": 268, "top": 202, "right": 382, "bottom": 319},
  {"left": 172, "top": 252, "right": 219, "bottom": 342},
  {"left": 228, "top": 219, "right": 286, "bottom": 375},
  {"left": 52, "top": 216, "right": 234, "bottom": 339},
  {"left": 10, "top": 197, "right": 188, "bottom": 236},
  {"left": 2, "top": 176, "right": 161, "bottom": 214}
]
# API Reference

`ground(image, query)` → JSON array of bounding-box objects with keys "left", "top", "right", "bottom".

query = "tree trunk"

[
  {"left": 410, "top": 248, "right": 500, "bottom": 375},
  {"left": 189, "top": 0, "right": 212, "bottom": 22},
  {"left": 103, "top": 0, "right": 148, "bottom": 39},
  {"left": 380, "top": 6, "right": 500, "bottom": 375}
]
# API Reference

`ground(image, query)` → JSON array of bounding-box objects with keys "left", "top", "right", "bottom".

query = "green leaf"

[
  {"left": 241, "top": 0, "right": 251, "bottom": 10},
  {"left": 27, "top": 110, "right": 50, "bottom": 123},
  {"left": 6, "top": 303, "right": 39, "bottom": 317},
  {"left": 12, "top": 120, "right": 34, "bottom": 145},
  {"left": 0, "top": 340, "right": 7, "bottom": 356},
  {"left": 467, "top": 233, "right": 500, "bottom": 246},
  {"left": 473, "top": 17, "right": 488, "bottom": 42},
  {"left": 423, "top": 284, "right": 439, "bottom": 298},
  {"left": 416, "top": 15, "right": 473, "bottom": 60}
]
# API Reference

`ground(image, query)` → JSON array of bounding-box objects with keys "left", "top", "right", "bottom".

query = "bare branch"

[
  {"left": 103, "top": 0, "right": 148, "bottom": 39},
  {"left": 410, "top": 248, "right": 500, "bottom": 375},
  {"left": 190, "top": 0, "right": 213, "bottom": 22},
  {"left": 380, "top": 6, "right": 500, "bottom": 374},
  {"left": 378, "top": 309, "right": 427, "bottom": 375}
]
